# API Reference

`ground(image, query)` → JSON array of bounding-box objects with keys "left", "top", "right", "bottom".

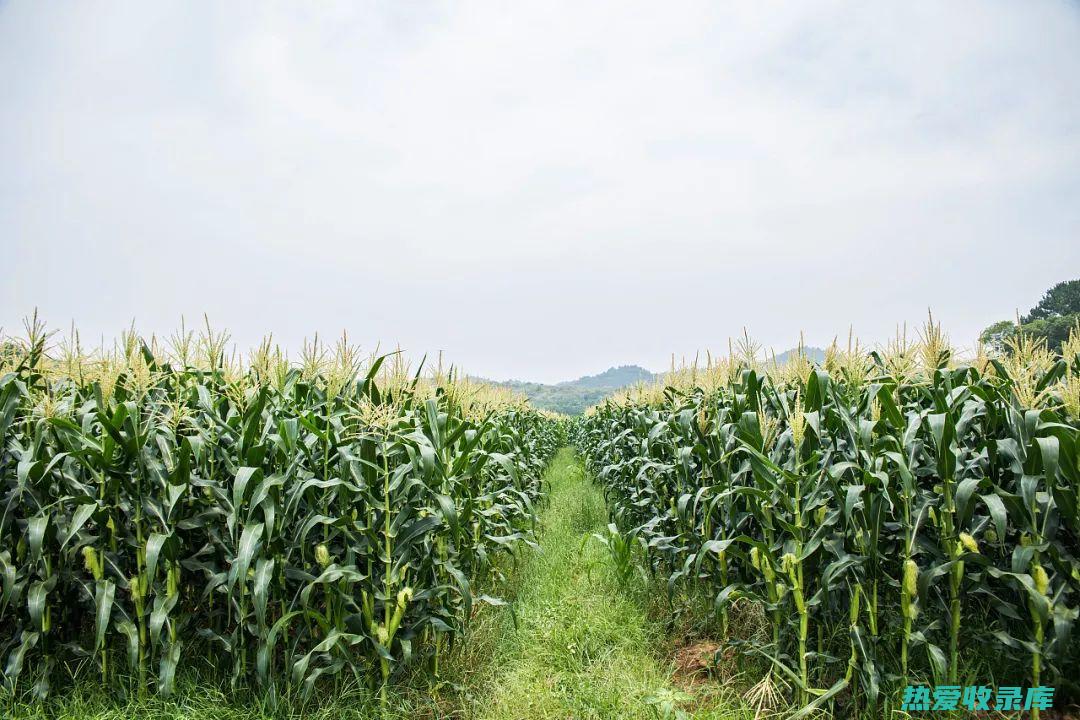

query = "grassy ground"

[
  {"left": 5, "top": 448, "right": 750, "bottom": 720},
  {"left": 472, "top": 448, "right": 747, "bottom": 720}
]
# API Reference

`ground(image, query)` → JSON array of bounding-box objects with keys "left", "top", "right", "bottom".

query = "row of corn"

[
  {"left": 575, "top": 325, "right": 1080, "bottom": 717},
  {"left": 0, "top": 319, "right": 560, "bottom": 702}
]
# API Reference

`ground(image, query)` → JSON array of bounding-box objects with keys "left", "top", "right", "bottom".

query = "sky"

[{"left": 2, "top": 1, "right": 1079, "bottom": 383}]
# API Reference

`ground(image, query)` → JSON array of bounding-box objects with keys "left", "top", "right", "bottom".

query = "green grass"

[
  {"left": 4, "top": 448, "right": 749, "bottom": 720},
  {"left": 473, "top": 448, "right": 747, "bottom": 720}
]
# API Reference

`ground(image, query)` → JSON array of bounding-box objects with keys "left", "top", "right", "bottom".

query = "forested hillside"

[{"left": 486, "top": 365, "right": 656, "bottom": 414}]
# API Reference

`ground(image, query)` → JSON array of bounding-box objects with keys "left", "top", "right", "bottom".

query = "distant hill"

[
  {"left": 485, "top": 365, "right": 656, "bottom": 416},
  {"left": 557, "top": 365, "right": 655, "bottom": 390},
  {"left": 484, "top": 349, "right": 825, "bottom": 415},
  {"left": 773, "top": 346, "right": 826, "bottom": 364}
]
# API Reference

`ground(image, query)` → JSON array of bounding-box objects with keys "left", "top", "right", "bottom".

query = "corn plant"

[
  {"left": 575, "top": 322, "right": 1080, "bottom": 716},
  {"left": 0, "top": 321, "right": 559, "bottom": 704}
]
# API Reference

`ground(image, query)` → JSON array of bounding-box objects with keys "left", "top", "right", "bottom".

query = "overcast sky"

[{"left": 2, "top": 1, "right": 1079, "bottom": 382}]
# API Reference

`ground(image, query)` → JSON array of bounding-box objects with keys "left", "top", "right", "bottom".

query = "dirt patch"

[{"left": 671, "top": 640, "right": 729, "bottom": 688}]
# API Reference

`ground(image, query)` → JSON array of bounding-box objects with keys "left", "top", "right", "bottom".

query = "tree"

[
  {"left": 1022, "top": 279, "right": 1080, "bottom": 323},
  {"left": 979, "top": 320, "right": 1018, "bottom": 355},
  {"left": 980, "top": 278, "right": 1080, "bottom": 355},
  {"left": 1023, "top": 314, "right": 1080, "bottom": 352}
]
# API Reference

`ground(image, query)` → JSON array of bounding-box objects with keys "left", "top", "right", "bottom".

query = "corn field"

[
  {"left": 0, "top": 319, "right": 559, "bottom": 702},
  {"left": 575, "top": 325, "right": 1080, "bottom": 716}
]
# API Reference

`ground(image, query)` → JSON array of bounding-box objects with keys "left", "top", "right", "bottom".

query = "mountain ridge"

[
  {"left": 485, "top": 347, "right": 826, "bottom": 415},
  {"left": 482, "top": 364, "right": 655, "bottom": 416}
]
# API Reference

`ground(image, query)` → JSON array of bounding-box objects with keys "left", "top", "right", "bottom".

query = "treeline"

[{"left": 982, "top": 279, "right": 1080, "bottom": 354}]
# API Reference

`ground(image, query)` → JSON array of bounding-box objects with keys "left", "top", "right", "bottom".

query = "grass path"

[{"left": 470, "top": 448, "right": 745, "bottom": 720}]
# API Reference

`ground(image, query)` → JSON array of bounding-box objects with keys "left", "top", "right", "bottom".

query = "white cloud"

[{"left": 2, "top": 0, "right": 1078, "bottom": 382}]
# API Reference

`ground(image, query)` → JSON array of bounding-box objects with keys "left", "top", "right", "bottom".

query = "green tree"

[
  {"left": 981, "top": 278, "right": 1080, "bottom": 354},
  {"left": 1022, "top": 279, "right": 1080, "bottom": 322},
  {"left": 1023, "top": 314, "right": 1080, "bottom": 352},
  {"left": 979, "top": 320, "right": 1018, "bottom": 355}
]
